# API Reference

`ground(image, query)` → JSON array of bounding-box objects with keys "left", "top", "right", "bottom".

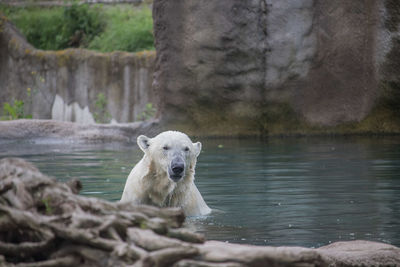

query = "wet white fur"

[{"left": 120, "top": 131, "right": 211, "bottom": 216}]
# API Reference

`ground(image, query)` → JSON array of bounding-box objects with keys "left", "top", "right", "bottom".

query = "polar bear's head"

[{"left": 137, "top": 131, "right": 201, "bottom": 182}]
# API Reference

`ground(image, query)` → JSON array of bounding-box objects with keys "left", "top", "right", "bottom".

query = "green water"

[{"left": 1, "top": 136, "right": 400, "bottom": 248}]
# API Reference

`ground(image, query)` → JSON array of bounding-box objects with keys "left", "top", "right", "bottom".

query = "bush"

[
  {"left": 1, "top": 3, "right": 154, "bottom": 53},
  {"left": 88, "top": 6, "right": 154, "bottom": 52},
  {"left": 1, "top": 100, "right": 32, "bottom": 120},
  {"left": 2, "top": 3, "right": 104, "bottom": 50},
  {"left": 4, "top": 7, "right": 65, "bottom": 50},
  {"left": 61, "top": 3, "right": 105, "bottom": 48}
]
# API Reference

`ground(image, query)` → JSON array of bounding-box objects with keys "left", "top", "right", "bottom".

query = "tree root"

[{"left": 0, "top": 158, "right": 188, "bottom": 266}]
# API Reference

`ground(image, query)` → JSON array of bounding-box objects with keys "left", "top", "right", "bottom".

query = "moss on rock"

[{"left": 166, "top": 97, "right": 400, "bottom": 138}]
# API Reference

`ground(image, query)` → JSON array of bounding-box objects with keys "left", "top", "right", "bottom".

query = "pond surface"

[{"left": 1, "top": 136, "right": 400, "bottom": 248}]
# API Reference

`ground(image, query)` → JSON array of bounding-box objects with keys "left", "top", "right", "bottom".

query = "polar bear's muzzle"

[{"left": 168, "top": 156, "right": 185, "bottom": 182}]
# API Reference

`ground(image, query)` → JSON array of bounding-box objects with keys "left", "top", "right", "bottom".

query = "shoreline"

[{"left": 1, "top": 119, "right": 400, "bottom": 142}]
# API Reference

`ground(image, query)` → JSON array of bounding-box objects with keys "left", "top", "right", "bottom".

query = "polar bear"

[{"left": 120, "top": 131, "right": 211, "bottom": 216}]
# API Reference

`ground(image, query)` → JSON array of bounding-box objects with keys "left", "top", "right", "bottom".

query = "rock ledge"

[{"left": 0, "top": 119, "right": 160, "bottom": 143}]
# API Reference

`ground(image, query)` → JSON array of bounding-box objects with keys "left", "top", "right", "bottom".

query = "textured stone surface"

[
  {"left": 317, "top": 240, "right": 400, "bottom": 266},
  {"left": 265, "top": 0, "right": 316, "bottom": 88},
  {"left": 2, "top": 1, "right": 400, "bottom": 136},
  {"left": 0, "top": 17, "right": 156, "bottom": 123},
  {"left": 153, "top": 0, "right": 267, "bottom": 135},
  {"left": 195, "top": 240, "right": 400, "bottom": 266},
  {"left": 294, "top": 1, "right": 378, "bottom": 125},
  {"left": 152, "top": 0, "right": 400, "bottom": 135}
]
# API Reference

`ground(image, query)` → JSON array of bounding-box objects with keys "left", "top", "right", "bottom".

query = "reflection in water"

[{"left": 0, "top": 137, "right": 399, "bottom": 248}]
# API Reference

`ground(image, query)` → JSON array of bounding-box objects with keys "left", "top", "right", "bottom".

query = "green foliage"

[
  {"left": 137, "top": 103, "right": 156, "bottom": 121},
  {"left": 93, "top": 93, "right": 111, "bottom": 124},
  {"left": 1, "top": 4, "right": 154, "bottom": 52},
  {"left": 41, "top": 197, "right": 53, "bottom": 215},
  {"left": 1, "top": 100, "right": 32, "bottom": 120},
  {"left": 5, "top": 7, "right": 65, "bottom": 50},
  {"left": 2, "top": 2, "right": 104, "bottom": 50},
  {"left": 0, "top": 4, "right": 12, "bottom": 17},
  {"left": 89, "top": 6, "right": 154, "bottom": 52},
  {"left": 61, "top": 2, "right": 105, "bottom": 48}
]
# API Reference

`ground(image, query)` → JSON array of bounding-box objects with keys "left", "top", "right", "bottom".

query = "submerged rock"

[{"left": 0, "top": 157, "right": 399, "bottom": 266}]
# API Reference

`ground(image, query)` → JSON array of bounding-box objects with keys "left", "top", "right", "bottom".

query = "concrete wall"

[{"left": 0, "top": 17, "right": 156, "bottom": 124}]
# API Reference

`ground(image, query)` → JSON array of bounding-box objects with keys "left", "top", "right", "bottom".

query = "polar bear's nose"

[
  {"left": 172, "top": 164, "right": 184, "bottom": 174},
  {"left": 171, "top": 157, "right": 185, "bottom": 175}
]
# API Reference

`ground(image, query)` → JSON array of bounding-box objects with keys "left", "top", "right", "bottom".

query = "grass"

[{"left": 0, "top": 3, "right": 154, "bottom": 52}]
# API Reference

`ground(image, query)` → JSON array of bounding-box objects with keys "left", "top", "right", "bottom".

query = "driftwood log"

[
  {"left": 0, "top": 157, "right": 194, "bottom": 266},
  {"left": 0, "top": 157, "right": 399, "bottom": 267}
]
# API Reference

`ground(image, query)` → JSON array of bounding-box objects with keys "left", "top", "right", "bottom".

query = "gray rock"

[
  {"left": 294, "top": 1, "right": 378, "bottom": 125},
  {"left": 317, "top": 240, "right": 400, "bottom": 266},
  {"left": 3, "top": 1, "right": 400, "bottom": 136},
  {"left": 195, "top": 240, "right": 400, "bottom": 266},
  {"left": 153, "top": 0, "right": 267, "bottom": 133},
  {"left": 152, "top": 0, "right": 400, "bottom": 135},
  {"left": 0, "top": 119, "right": 160, "bottom": 143}
]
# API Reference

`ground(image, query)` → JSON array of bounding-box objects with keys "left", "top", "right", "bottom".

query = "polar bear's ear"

[
  {"left": 137, "top": 135, "right": 150, "bottom": 152},
  {"left": 193, "top": 142, "right": 202, "bottom": 157}
]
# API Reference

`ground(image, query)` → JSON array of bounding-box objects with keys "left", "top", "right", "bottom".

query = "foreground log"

[
  {"left": 0, "top": 158, "right": 399, "bottom": 267},
  {"left": 0, "top": 158, "right": 188, "bottom": 266}
]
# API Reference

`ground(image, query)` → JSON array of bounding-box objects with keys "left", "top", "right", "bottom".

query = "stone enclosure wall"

[
  {"left": 153, "top": 0, "right": 400, "bottom": 136},
  {"left": 0, "top": 17, "right": 156, "bottom": 124},
  {"left": 2, "top": 1, "right": 400, "bottom": 135}
]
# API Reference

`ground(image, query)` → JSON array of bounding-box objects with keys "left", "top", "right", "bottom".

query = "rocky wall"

[
  {"left": 0, "top": 16, "right": 156, "bottom": 124},
  {"left": 2, "top": 1, "right": 400, "bottom": 136},
  {"left": 152, "top": 0, "right": 400, "bottom": 136}
]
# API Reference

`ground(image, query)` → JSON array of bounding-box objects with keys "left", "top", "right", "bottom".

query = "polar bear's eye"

[
  {"left": 163, "top": 146, "right": 169, "bottom": 151},
  {"left": 184, "top": 147, "right": 190, "bottom": 152}
]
